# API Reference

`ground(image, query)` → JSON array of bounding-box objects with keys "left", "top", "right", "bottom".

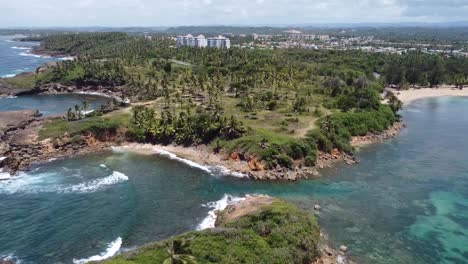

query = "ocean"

[
  {"left": 0, "top": 97, "right": 468, "bottom": 263},
  {"left": 0, "top": 35, "right": 66, "bottom": 78},
  {"left": 0, "top": 35, "right": 110, "bottom": 116}
]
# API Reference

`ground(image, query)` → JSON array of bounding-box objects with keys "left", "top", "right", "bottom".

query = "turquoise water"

[
  {"left": 1, "top": 97, "right": 468, "bottom": 263},
  {"left": 0, "top": 94, "right": 111, "bottom": 116},
  {"left": 0, "top": 35, "right": 62, "bottom": 78}
]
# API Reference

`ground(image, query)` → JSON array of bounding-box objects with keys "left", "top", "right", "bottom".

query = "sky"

[{"left": 1, "top": 0, "right": 468, "bottom": 27}]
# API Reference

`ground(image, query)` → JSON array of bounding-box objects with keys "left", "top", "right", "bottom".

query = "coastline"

[{"left": 392, "top": 85, "right": 468, "bottom": 104}]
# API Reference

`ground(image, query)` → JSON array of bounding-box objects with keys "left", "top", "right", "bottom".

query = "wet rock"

[{"left": 339, "top": 245, "right": 348, "bottom": 252}]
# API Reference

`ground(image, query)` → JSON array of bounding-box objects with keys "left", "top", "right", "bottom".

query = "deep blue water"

[
  {"left": 1, "top": 97, "right": 468, "bottom": 263},
  {"left": 0, "top": 35, "right": 63, "bottom": 78},
  {"left": 0, "top": 36, "right": 110, "bottom": 116}
]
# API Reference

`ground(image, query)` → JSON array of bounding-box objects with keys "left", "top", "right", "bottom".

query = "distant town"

[{"left": 169, "top": 29, "right": 468, "bottom": 57}]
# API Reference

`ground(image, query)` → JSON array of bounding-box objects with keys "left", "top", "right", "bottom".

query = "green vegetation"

[
  {"left": 31, "top": 32, "right": 439, "bottom": 168},
  {"left": 101, "top": 199, "right": 320, "bottom": 264},
  {"left": 129, "top": 105, "right": 246, "bottom": 145},
  {"left": 39, "top": 113, "right": 130, "bottom": 140},
  {"left": 4, "top": 73, "right": 36, "bottom": 89}
]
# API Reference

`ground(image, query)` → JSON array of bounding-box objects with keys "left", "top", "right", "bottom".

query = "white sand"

[{"left": 393, "top": 86, "right": 468, "bottom": 105}]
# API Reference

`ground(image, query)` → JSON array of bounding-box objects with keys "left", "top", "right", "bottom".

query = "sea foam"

[
  {"left": 0, "top": 171, "right": 128, "bottom": 194},
  {"left": 196, "top": 194, "right": 246, "bottom": 230},
  {"left": 60, "top": 171, "right": 129, "bottom": 193},
  {"left": 112, "top": 145, "right": 248, "bottom": 178},
  {"left": 19, "top": 51, "right": 52, "bottom": 58},
  {"left": 1, "top": 74, "right": 16, "bottom": 78},
  {"left": 0, "top": 167, "right": 12, "bottom": 181},
  {"left": 11, "top": 46, "right": 32, "bottom": 50},
  {"left": 0, "top": 253, "right": 22, "bottom": 264},
  {"left": 154, "top": 148, "right": 213, "bottom": 174},
  {"left": 73, "top": 237, "right": 122, "bottom": 264}
]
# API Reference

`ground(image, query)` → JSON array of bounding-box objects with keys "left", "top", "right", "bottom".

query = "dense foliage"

[
  {"left": 101, "top": 199, "right": 320, "bottom": 264},
  {"left": 129, "top": 106, "right": 246, "bottom": 145},
  {"left": 35, "top": 32, "right": 465, "bottom": 168}
]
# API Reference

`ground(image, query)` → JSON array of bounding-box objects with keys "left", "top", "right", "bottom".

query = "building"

[
  {"left": 176, "top": 34, "right": 208, "bottom": 48},
  {"left": 285, "top": 30, "right": 319, "bottom": 41},
  {"left": 207, "top": 35, "right": 231, "bottom": 49},
  {"left": 176, "top": 34, "right": 229, "bottom": 49}
]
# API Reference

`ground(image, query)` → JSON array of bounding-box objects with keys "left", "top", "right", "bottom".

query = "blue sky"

[{"left": 1, "top": 0, "right": 468, "bottom": 27}]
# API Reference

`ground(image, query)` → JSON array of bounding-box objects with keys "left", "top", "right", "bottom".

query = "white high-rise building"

[
  {"left": 207, "top": 36, "right": 231, "bottom": 48},
  {"left": 176, "top": 34, "right": 230, "bottom": 49}
]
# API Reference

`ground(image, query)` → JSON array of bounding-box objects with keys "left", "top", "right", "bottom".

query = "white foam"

[
  {"left": 0, "top": 171, "right": 12, "bottom": 181},
  {"left": 19, "top": 51, "right": 51, "bottom": 58},
  {"left": 73, "top": 237, "right": 122, "bottom": 264},
  {"left": 11, "top": 46, "right": 32, "bottom": 50},
  {"left": 0, "top": 171, "right": 128, "bottom": 194},
  {"left": 61, "top": 171, "right": 129, "bottom": 193},
  {"left": 0, "top": 253, "right": 22, "bottom": 264},
  {"left": 112, "top": 145, "right": 248, "bottom": 178},
  {"left": 197, "top": 194, "right": 245, "bottom": 230},
  {"left": 1, "top": 74, "right": 16, "bottom": 78},
  {"left": 99, "top": 164, "right": 107, "bottom": 168},
  {"left": 209, "top": 165, "right": 248, "bottom": 178},
  {"left": 155, "top": 148, "right": 212, "bottom": 174}
]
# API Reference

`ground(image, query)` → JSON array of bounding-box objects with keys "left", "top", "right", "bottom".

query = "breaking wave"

[
  {"left": 19, "top": 51, "right": 52, "bottom": 58},
  {"left": 155, "top": 148, "right": 213, "bottom": 174},
  {"left": 0, "top": 171, "right": 128, "bottom": 194},
  {"left": 11, "top": 46, "right": 32, "bottom": 50},
  {"left": 59, "top": 171, "right": 129, "bottom": 193},
  {"left": 196, "top": 194, "right": 246, "bottom": 230},
  {"left": 73, "top": 237, "right": 122, "bottom": 264},
  {"left": 0, "top": 253, "right": 22, "bottom": 264},
  {"left": 1, "top": 74, "right": 16, "bottom": 78}
]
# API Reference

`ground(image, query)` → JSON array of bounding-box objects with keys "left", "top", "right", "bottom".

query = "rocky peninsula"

[{"left": 99, "top": 195, "right": 354, "bottom": 264}]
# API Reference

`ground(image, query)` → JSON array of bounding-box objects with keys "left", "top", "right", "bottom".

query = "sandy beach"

[{"left": 392, "top": 86, "right": 468, "bottom": 104}]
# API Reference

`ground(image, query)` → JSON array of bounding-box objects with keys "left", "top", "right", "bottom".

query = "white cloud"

[{"left": 0, "top": 0, "right": 466, "bottom": 27}]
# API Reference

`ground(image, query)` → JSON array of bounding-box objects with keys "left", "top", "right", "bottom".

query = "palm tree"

[
  {"left": 82, "top": 101, "right": 89, "bottom": 115},
  {"left": 163, "top": 240, "right": 197, "bottom": 264},
  {"left": 74, "top": 104, "right": 82, "bottom": 120}
]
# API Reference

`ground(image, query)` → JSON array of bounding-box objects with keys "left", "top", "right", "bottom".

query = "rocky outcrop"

[
  {"left": 0, "top": 79, "right": 32, "bottom": 98},
  {"left": 351, "top": 122, "right": 406, "bottom": 147},
  {"left": 0, "top": 110, "right": 41, "bottom": 136},
  {"left": 0, "top": 109, "right": 121, "bottom": 174},
  {"left": 214, "top": 195, "right": 355, "bottom": 264},
  {"left": 215, "top": 195, "right": 276, "bottom": 226},
  {"left": 38, "top": 83, "right": 131, "bottom": 103}
]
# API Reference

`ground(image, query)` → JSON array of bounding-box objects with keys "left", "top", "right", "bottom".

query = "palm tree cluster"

[{"left": 131, "top": 105, "right": 246, "bottom": 145}]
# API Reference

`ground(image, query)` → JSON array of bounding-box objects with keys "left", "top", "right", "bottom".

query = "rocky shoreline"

[
  {"left": 117, "top": 121, "right": 405, "bottom": 182},
  {"left": 0, "top": 109, "right": 405, "bottom": 181},
  {"left": 351, "top": 121, "right": 406, "bottom": 148},
  {"left": 215, "top": 195, "right": 355, "bottom": 264},
  {"left": 37, "top": 82, "right": 132, "bottom": 103},
  {"left": 0, "top": 109, "right": 122, "bottom": 176}
]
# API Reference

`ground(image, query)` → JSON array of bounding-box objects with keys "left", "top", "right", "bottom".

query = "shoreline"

[{"left": 392, "top": 85, "right": 468, "bottom": 105}]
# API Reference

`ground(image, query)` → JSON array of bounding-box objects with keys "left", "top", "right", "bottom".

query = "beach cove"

[{"left": 1, "top": 96, "right": 468, "bottom": 263}]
